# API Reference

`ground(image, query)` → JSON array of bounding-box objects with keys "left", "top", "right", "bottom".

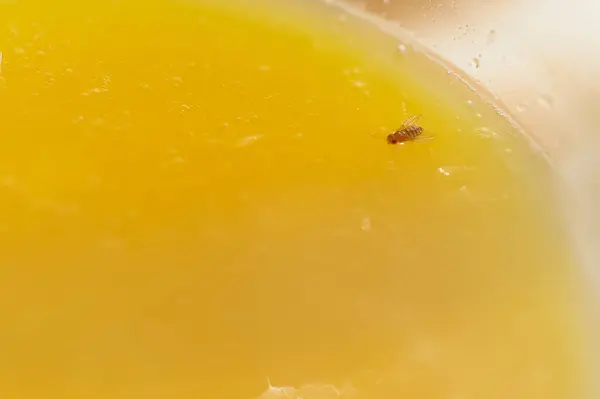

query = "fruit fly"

[{"left": 371, "top": 114, "right": 433, "bottom": 144}]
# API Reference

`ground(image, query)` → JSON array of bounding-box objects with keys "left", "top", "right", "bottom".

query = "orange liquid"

[{"left": 0, "top": 1, "right": 589, "bottom": 398}]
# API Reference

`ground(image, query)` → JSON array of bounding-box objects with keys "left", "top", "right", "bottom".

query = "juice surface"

[{"left": 0, "top": 1, "right": 588, "bottom": 398}]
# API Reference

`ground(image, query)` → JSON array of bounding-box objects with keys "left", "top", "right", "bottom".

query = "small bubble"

[
  {"left": 351, "top": 80, "right": 366, "bottom": 88},
  {"left": 476, "top": 113, "right": 482, "bottom": 118},
  {"left": 475, "top": 126, "right": 498, "bottom": 139},
  {"left": 438, "top": 167, "right": 451, "bottom": 176},
  {"left": 168, "top": 76, "right": 183, "bottom": 86},
  {"left": 84, "top": 87, "right": 107, "bottom": 95},
  {"left": 466, "top": 100, "right": 473, "bottom": 106},
  {"left": 236, "top": 134, "right": 263, "bottom": 147},
  {"left": 258, "top": 65, "right": 271, "bottom": 71},
  {"left": 516, "top": 103, "right": 527, "bottom": 113},
  {"left": 397, "top": 44, "right": 407, "bottom": 53}
]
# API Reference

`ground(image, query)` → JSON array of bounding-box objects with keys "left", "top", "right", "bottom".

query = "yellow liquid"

[{"left": 0, "top": 1, "right": 589, "bottom": 398}]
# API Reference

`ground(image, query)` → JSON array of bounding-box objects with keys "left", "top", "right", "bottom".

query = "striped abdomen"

[{"left": 387, "top": 125, "right": 423, "bottom": 144}]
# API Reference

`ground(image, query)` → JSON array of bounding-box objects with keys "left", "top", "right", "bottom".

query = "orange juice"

[{"left": 0, "top": 0, "right": 588, "bottom": 398}]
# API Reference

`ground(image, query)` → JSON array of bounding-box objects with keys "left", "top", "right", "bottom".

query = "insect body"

[
  {"left": 387, "top": 114, "right": 425, "bottom": 144},
  {"left": 371, "top": 114, "right": 432, "bottom": 144}
]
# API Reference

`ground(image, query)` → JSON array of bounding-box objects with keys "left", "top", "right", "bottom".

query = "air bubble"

[
  {"left": 397, "top": 44, "right": 407, "bottom": 54},
  {"left": 236, "top": 134, "right": 263, "bottom": 147}
]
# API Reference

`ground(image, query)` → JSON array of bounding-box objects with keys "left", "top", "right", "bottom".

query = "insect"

[{"left": 371, "top": 114, "right": 433, "bottom": 144}]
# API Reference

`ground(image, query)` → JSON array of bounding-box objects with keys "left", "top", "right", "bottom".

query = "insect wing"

[
  {"left": 413, "top": 136, "right": 435, "bottom": 143},
  {"left": 401, "top": 114, "right": 423, "bottom": 128}
]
